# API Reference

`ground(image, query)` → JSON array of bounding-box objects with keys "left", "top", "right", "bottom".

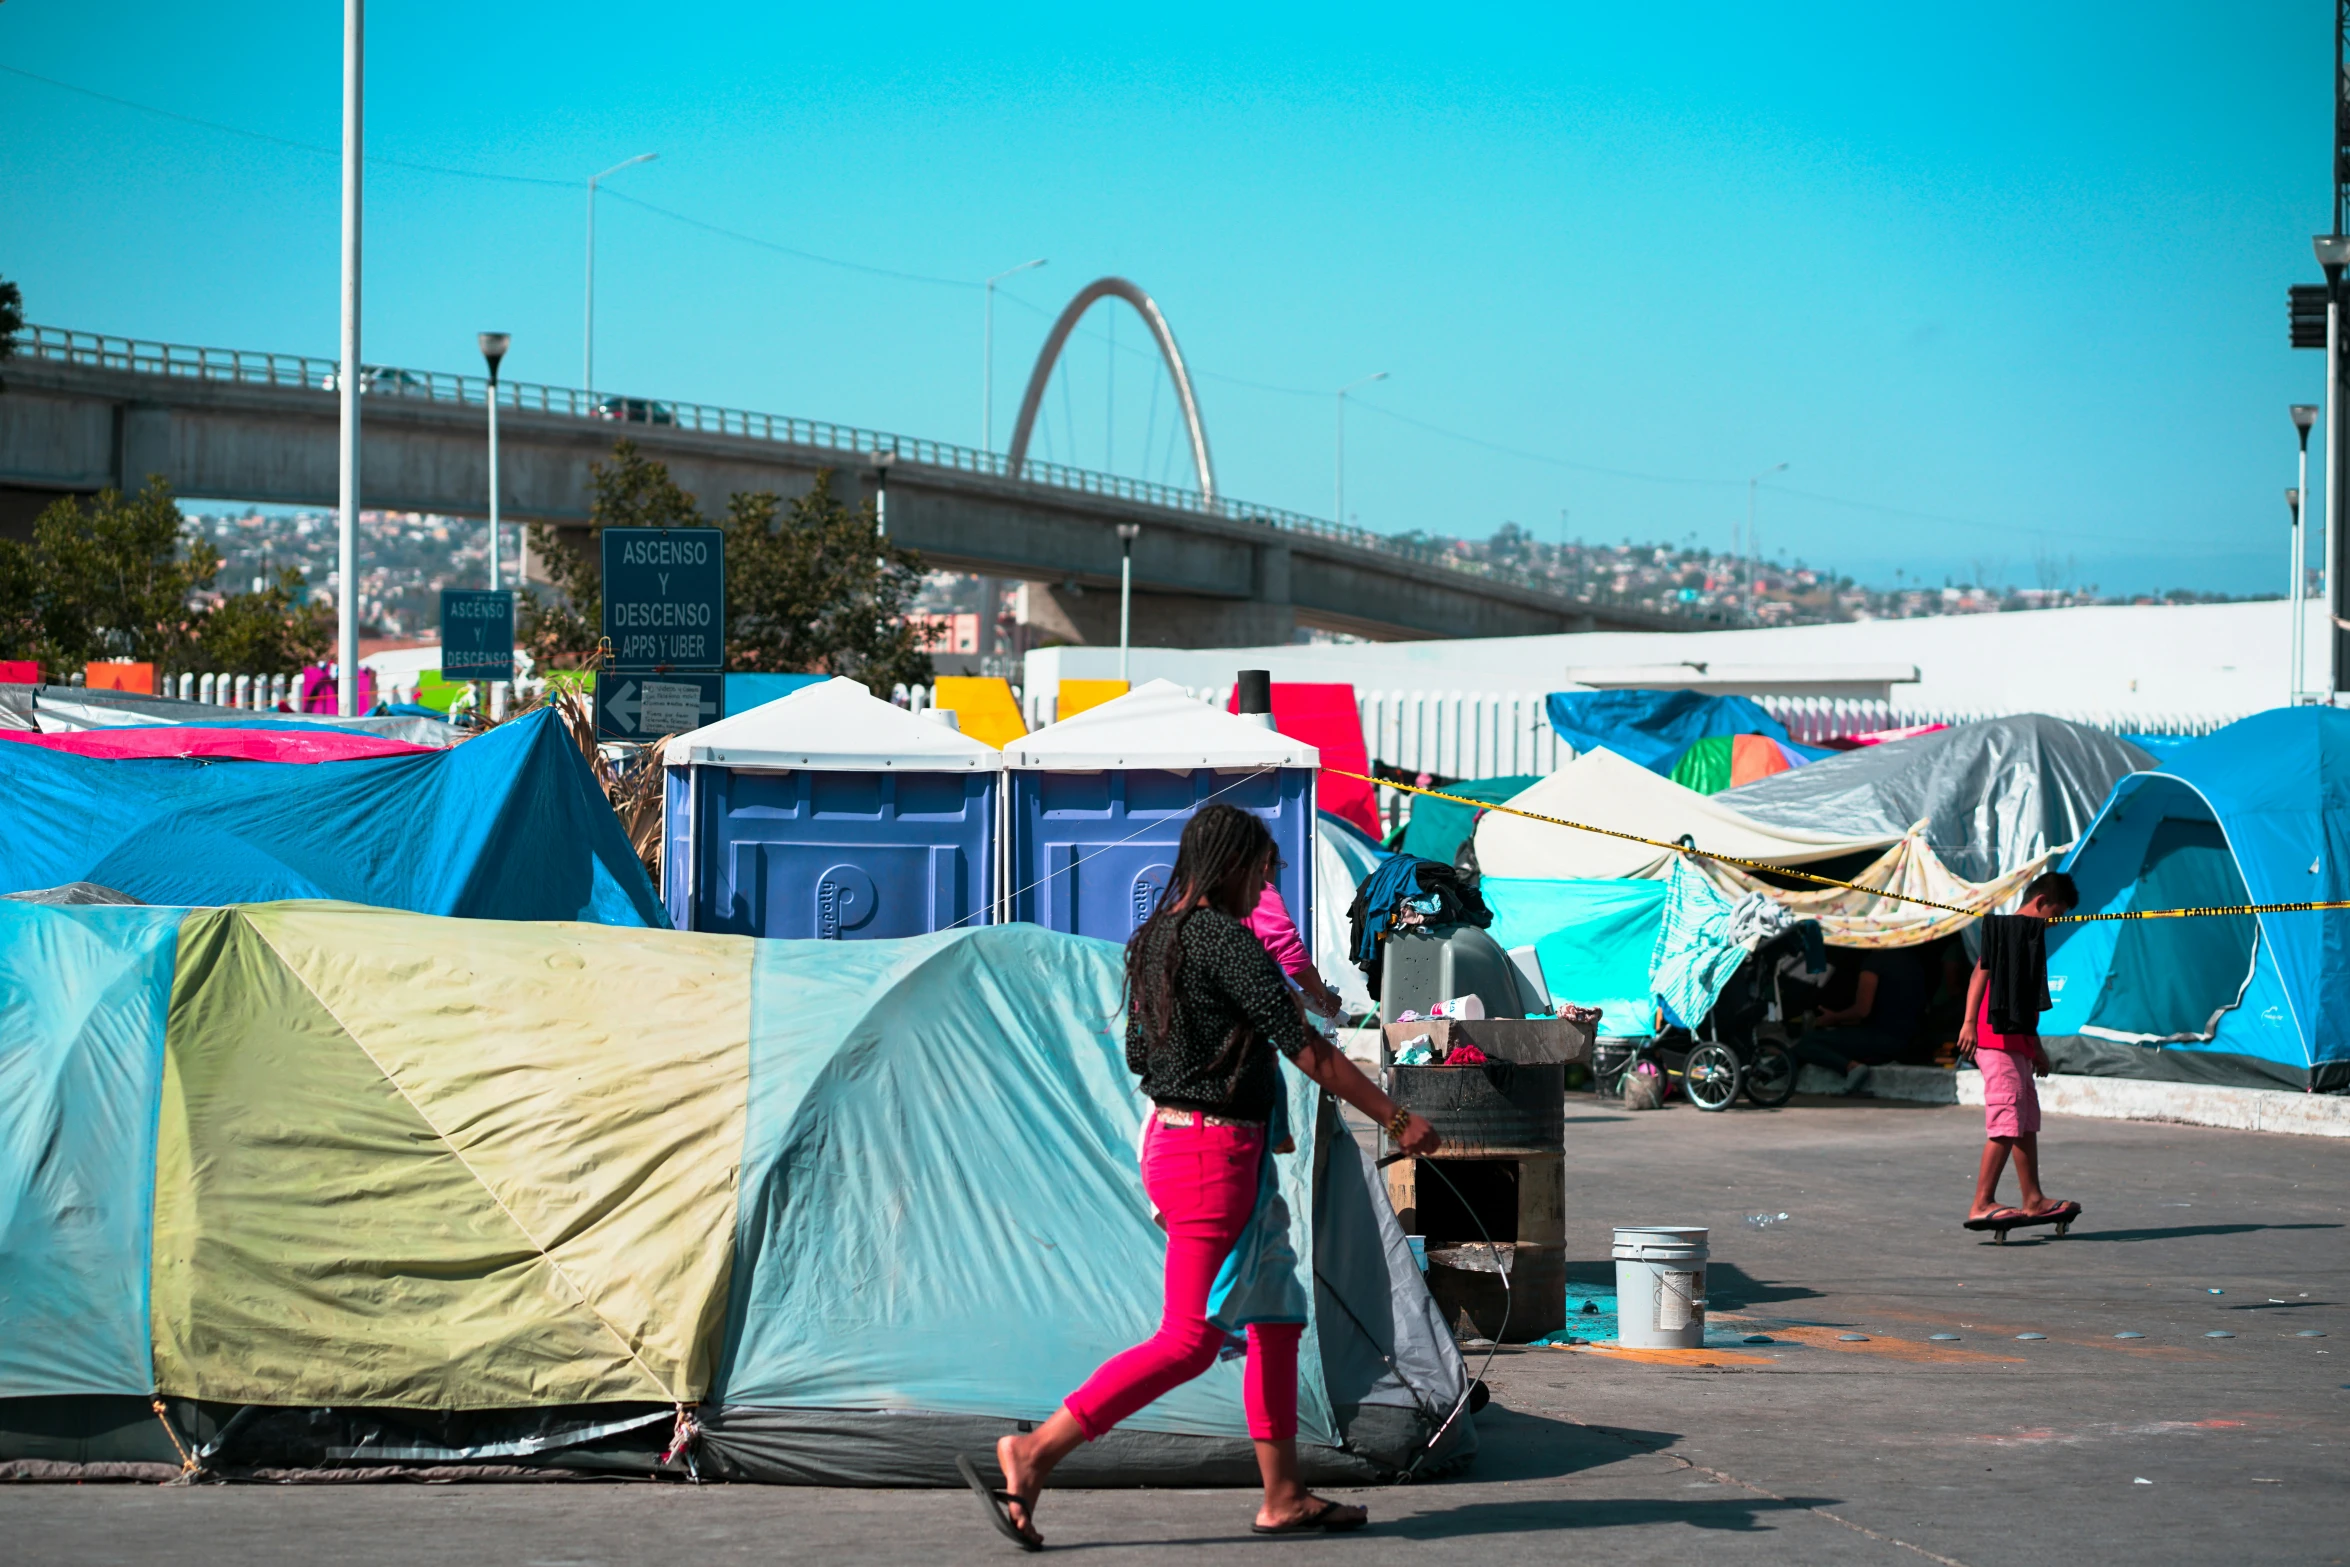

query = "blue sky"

[{"left": 0, "top": 2, "right": 2331, "bottom": 595}]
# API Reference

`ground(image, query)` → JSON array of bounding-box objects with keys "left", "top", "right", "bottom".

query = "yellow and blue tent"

[{"left": 0, "top": 902, "right": 1469, "bottom": 1483}]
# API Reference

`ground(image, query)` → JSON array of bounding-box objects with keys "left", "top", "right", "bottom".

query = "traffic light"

[{"left": 2292, "top": 284, "right": 2330, "bottom": 349}]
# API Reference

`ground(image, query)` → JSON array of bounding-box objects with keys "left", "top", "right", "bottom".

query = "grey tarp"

[{"left": 1715, "top": 715, "right": 2154, "bottom": 883}]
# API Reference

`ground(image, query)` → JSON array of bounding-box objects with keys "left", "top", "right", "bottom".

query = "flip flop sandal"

[
  {"left": 1252, "top": 1498, "right": 1369, "bottom": 1536},
  {"left": 955, "top": 1453, "right": 1042, "bottom": 1552},
  {"left": 1961, "top": 1207, "right": 2030, "bottom": 1231}
]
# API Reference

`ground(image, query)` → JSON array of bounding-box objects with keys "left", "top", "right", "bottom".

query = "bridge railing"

[{"left": 20, "top": 322, "right": 1701, "bottom": 620}]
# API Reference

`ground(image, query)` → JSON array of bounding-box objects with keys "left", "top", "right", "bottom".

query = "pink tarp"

[
  {"left": 0, "top": 726, "right": 432, "bottom": 763},
  {"left": 1225, "top": 681, "right": 1378, "bottom": 836}
]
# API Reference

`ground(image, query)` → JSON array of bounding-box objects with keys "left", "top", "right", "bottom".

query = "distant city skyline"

[{"left": 0, "top": 2, "right": 2331, "bottom": 596}]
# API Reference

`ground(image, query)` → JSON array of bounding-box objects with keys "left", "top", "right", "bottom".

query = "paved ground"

[{"left": 9, "top": 1098, "right": 2345, "bottom": 1565}]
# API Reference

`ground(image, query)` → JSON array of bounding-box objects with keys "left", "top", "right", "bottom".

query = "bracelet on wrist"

[{"left": 1385, "top": 1106, "right": 1413, "bottom": 1142}]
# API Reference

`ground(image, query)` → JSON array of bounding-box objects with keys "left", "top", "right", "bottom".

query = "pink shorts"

[{"left": 1977, "top": 1046, "right": 2041, "bottom": 1138}]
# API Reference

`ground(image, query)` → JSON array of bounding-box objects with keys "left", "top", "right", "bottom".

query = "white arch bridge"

[{"left": 0, "top": 296, "right": 1706, "bottom": 647}]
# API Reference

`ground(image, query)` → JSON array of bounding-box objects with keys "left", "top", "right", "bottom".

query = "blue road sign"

[
  {"left": 439, "top": 589, "right": 515, "bottom": 681},
  {"left": 596, "top": 671, "right": 723, "bottom": 742},
  {"left": 602, "top": 527, "right": 725, "bottom": 671}
]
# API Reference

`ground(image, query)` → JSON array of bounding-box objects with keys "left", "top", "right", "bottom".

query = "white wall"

[{"left": 1027, "top": 599, "right": 2303, "bottom": 723}]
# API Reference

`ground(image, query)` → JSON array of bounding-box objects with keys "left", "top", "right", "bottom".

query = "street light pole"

[
  {"left": 2318, "top": 234, "right": 2350, "bottom": 696},
  {"left": 479, "top": 333, "right": 510, "bottom": 590},
  {"left": 1335, "top": 371, "right": 1388, "bottom": 527},
  {"left": 584, "top": 153, "right": 657, "bottom": 400},
  {"left": 336, "top": 0, "right": 363, "bottom": 717},
  {"left": 1116, "top": 523, "right": 1140, "bottom": 682},
  {"left": 1745, "top": 462, "right": 1787, "bottom": 622},
  {"left": 2293, "top": 403, "right": 2319, "bottom": 703},
  {"left": 983, "top": 258, "right": 1047, "bottom": 452}
]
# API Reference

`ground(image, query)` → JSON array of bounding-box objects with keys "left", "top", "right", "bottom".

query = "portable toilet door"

[
  {"left": 659, "top": 677, "right": 1001, "bottom": 939},
  {"left": 1001, "top": 679, "right": 1318, "bottom": 941}
]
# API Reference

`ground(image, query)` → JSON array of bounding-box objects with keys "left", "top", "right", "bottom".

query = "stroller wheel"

[
  {"left": 1743, "top": 1041, "right": 1797, "bottom": 1107},
  {"left": 1685, "top": 1042, "right": 1742, "bottom": 1111}
]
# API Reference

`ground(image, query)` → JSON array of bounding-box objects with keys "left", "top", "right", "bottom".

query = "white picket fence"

[
  {"left": 157, "top": 669, "right": 514, "bottom": 719},
  {"left": 889, "top": 681, "right": 2246, "bottom": 836}
]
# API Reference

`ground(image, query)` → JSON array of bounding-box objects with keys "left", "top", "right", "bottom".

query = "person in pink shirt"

[
  {"left": 1956, "top": 874, "right": 2080, "bottom": 1226},
  {"left": 1244, "top": 881, "right": 1347, "bottom": 1019}
]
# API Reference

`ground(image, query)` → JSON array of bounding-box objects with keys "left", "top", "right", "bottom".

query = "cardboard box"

[{"left": 1380, "top": 1015, "right": 1594, "bottom": 1068}]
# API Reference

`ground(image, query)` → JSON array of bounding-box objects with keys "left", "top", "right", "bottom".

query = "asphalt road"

[{"left": 7, "top": 1098, "right": 2344, "bottom": 1566}]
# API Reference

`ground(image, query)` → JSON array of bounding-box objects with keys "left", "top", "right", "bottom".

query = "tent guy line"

[
  {"left": 932, "top": 764, "right": 1286, "bottom": 937},
  {"left": 1333, "top": 769, "right": 2350, "bottom": 925}
]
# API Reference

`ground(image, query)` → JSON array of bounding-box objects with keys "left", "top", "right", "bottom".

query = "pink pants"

[{"left": 1062, "top": 1117, "right": 1302, "bottom": 1443}]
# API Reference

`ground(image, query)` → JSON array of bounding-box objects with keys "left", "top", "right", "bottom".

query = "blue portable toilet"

[
  {"left": 1001, "top": 678, "right": 1319, "bottom": 941},
  {"left": 661, "top": 676, "right": 1001, "bottom": 938}
]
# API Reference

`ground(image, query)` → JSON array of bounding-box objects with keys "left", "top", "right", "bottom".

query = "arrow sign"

[{"left": 595, "top": 671, "right": 722, "bottom": 741}]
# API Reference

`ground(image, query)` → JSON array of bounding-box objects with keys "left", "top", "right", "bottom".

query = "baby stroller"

[{"left": 1643, "top": 925, "right": 1820, "bottom": 1111}]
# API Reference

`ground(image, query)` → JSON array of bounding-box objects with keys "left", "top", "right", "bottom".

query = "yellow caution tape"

[{"left": 1332, "top": 767, "right": 2350, "bottom": 925}]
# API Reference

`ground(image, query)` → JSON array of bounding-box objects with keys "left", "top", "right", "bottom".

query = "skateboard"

[{"left": 1962, "top": 1202, "right": 2083, "bottom": 1244}]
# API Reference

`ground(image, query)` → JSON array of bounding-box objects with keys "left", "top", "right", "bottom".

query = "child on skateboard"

[{"left": 1956, "top": 873, "right": 2083, "bottom": 1236}]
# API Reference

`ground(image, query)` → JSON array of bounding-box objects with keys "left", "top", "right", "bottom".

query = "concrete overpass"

[{"left": 0, "top": 325, "right": 1714, "bottom": 648}]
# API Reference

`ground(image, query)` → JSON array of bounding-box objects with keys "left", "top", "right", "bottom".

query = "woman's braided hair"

[{"left": 1125, "top": 803, "right": 1277, "bottom": 1051}]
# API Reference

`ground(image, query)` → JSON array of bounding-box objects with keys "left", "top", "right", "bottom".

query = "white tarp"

[
  {"left": 1472, "top": 746, "right": 1899, "bottom": 881},
  {"left": 1002, "top": 679, "right": 1318, "bottom": 771},
  {"left": 662, "top": 676, "right": 1000, "bottom": 772}
]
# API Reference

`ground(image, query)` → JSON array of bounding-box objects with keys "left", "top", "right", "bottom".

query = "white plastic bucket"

[{"left": 1613, "top": 1225, "right": 1709, "bottom": 1348}]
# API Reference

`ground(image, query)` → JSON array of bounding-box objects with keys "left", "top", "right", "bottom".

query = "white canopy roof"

[
  {"left": 661, "top": 677, "right": 1001, "bottom": 772},
  {"left": 1472, "top": 746, "right": 1899, "bottom": 880},
  {"left": 1002, "top": 679, "right": 1318, "bottom": 770}
]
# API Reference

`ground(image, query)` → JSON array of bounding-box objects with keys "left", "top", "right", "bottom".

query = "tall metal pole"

[
  {"left": 2294, "top": 404, "right": 2317, "bottom": 702},
  {"left": 584, "top": 154, "right": 657, "bottom": 402},
  {"left": 2329, "top": 0, "right": 2350, "bottom": 695},
  {"left": 1335, "top": 371, "right": 1387, "bottom": 526},
  {"left": 480, "top": 333, "right": 509, "bottom": 591},
  {"left": 2324, "top": 242, "right": 2347, "bottom": 696},
  {"left": 336, "top": 0, "right": 363, "bottom": 717},
  {"left": 982, "top": 259, "right": 1047, "bottom": 452},
  {"left": 1116, "top": 524, "right": 1139, "bottom": 681},
  {"left": 2290, "top": 484, "right": 2305, "bottom": 703}
]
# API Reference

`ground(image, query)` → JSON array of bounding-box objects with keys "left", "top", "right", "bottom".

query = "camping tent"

[
  {"left": 0, "top": 902, "right": 1471, "bottom": 1483},
  {"left": 2042, "top": 708, "right": 2350, "bottom": 1092},
  {"left": 1665, "top": 733, "right": 1831, "bottom": 795},
  {"left": 1543, "top": 689, "right": 1790, "bottom": 774},
  {"left": 1472, "top": 747, "right": 1899, "bottom": 882},
  {"left": 1315, "top": 811, "right": 1387, "bottom": 1014},
  {"left": 0, "top": 708, "right": 662, "bottom": 926},
  {"left": 1400, "top": 775, "right": 1544, "bottom": 867},
  {"left": 1717, "top": 715, "right": 2153, "bottom": 882}
]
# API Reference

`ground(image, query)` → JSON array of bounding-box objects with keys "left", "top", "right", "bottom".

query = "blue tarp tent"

[
  {"left": 1544, "top": 689, "right": 1791, "bottom": 775},
  {"left": 0, "top": 708, "right": 663, "bottom": 926},
  {"left": 2043, "top": 708, "right": 2350, "bottom": 1092},
  {"left": 1481, "top": 877, "right": 1667, "bottom": 1038}
]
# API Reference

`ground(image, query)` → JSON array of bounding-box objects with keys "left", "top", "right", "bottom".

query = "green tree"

[
  {"left": 724, "top": 471, "right": 932, "bottom": 692},
  {"left": 0, "top": 479, "right": 221, "bottom": 670},
  {"left": 0, "top": 275, "right": 22, "bottom": 362},
  {"left": 197, "top": 566, "right": 335, "bottom": 674},
  {"left": 518, "top": 439, "right": 702, "bottom": 667},
  {"left": 521, "top": 440, "right": 932, "bottom": 691}
]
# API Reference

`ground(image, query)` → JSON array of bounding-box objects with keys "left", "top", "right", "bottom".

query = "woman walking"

[{"left": 963, "top": 804, "right": 1441, "bottom": 1550}]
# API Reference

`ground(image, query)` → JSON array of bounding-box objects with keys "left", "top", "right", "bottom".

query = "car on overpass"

[
  {"left": 592, "top": 396, "right": 676, "bottom": 425},
  {"left": 318, "top": 365, "right": 431, "bottom": 396}
]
